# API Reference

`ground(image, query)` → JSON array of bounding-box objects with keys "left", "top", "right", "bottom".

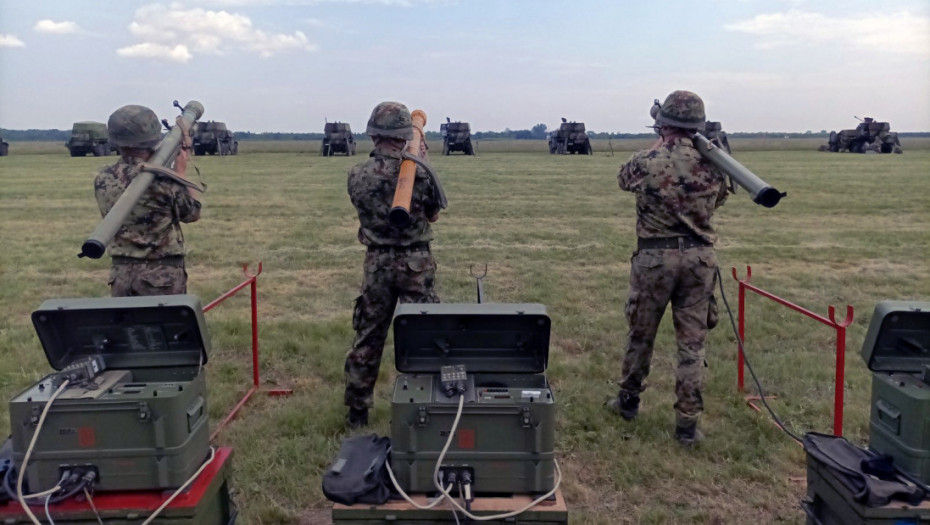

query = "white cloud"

[
  {"left": 194, "top": 0, "right": 445, "bottom": 5},
  {"left": 117, "top": 42, "right": 193, "bottom": 62},
  {"left": 0, "top": 34, "right": 26, "bottom": 47},
  {"left": 33, "top": 19, "right": 80, "bottom": 35},
  {"left": 726, "top": 10, "right": 930, "bottom": 57},
  {"left": 118, "top": 3, "right": 316, "bottom": 61}
]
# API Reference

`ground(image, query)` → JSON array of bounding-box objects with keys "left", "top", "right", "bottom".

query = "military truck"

[
  {"left": 699, "top": 121, "right": 731, "bottom": 153},
  {"left": 0, "top": 137, "right": 8, "bottom": 156},
  {"left": 320, "top": 122, "right": 356, "bottom": 156},
  {"left": 193, "top": 121, "right": 238, "bottom": 156},
  {"left": 548, "top": 119, "right": 592, "bottom": 155},
  {"left": 65, "top": 122, "right": 111, "bottom": 157},
  {"left": 440, "top": 118, "right": 474, "bottom": 155},
  {"left": 821, "top": 117, "right": 902, "bottom": 154}
]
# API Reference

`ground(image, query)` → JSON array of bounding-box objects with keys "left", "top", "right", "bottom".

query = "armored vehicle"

[
  {"left": 548, "top": 119, "right": 592, "bottom": 155},
  {"left": 193, "top": 121, "right": 238, "bottom": 156},
  {"left": 320, "top": 122, "right": 356, "bottom": 156},
  {"left": 440, "top": 118, "right": 474, "bottom": 155},
  {"left": 699, "top": 121, "right": 731, "bottom": 153},
  {"left": 821, "top": 117, "right": 902, "bottom": 154},
  {"left": 65, "top": 121, "right": 111, "bottom": 157},
  {"left": 0, "top": 137, "right": 8, "bottom": 156}
]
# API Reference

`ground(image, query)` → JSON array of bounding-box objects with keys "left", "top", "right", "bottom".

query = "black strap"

[
  {"left": 637, "top": 236, "right": 712, "bottom": 250},
  {"left": 367, "top": 242, "right": 430, "bottom": 253},
  {"left": 112, "top": 255, "right": 185, "bottom": 267}
]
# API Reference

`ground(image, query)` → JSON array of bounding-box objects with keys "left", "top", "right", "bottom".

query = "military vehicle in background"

[
  {"left": 548, "top": 118, "right": 592, "bottom": 155},
  {"left": 65, "top": 121, "right": 112, "bottom": 157},
  {"left": 699, "top": 121, "right": 731, "bottom": 153},
  {"left": 0, "top": 137, "right": 8, "bottom": 156},
  {"left": 820, "top": 117, "right": 902, "bottom": 154},
  {"left": 192, "top": 121, "right": 238, "bottom": 156},
  {"left": 440, "top": 118, "right": 474, "bottom": 155},
  {"left": 320, "top": 121, "right": 356, "bottom": 156}
]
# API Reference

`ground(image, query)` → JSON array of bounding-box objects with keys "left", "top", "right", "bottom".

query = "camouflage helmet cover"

[
  {"left": 108, "top": 105, "right": 162, "bottom": 149},
  {"left": 654, "top": 90, "right": 706, "bottom": 131},
  {"left": 366, "top": 101, "right": 414, "bottom": 140}
]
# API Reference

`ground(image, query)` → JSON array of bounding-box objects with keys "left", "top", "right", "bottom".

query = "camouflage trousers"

[
  {"left": 619, "top": 246, "right": 717, "bottom": 426},
  {"left": 109, "top": 258, "right": 187, "bottom": 297},
  {"left": 345, "top": 249, "right": 439, "bottom": 410}
]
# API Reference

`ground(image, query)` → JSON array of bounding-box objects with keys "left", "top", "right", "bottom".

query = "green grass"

[{"left": 0, "top": 142, "right": 928, "bottom": 523}]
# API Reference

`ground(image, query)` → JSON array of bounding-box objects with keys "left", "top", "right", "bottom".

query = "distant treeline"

[{"left": 3, "top": 128, "right": 929, "bottom": 142}]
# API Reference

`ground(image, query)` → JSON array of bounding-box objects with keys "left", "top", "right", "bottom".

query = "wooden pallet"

[{"left": 333, "top": 488, "right": 567, "bottom": 524}]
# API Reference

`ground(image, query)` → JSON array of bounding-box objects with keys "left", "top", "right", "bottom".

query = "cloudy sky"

[{"left": 1, "top": 0, "right": 928, "bottom": 133}]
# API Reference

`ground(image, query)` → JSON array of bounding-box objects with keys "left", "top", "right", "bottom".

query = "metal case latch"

[
  {"left": 138, "top": 402, "right": 151, "bottom": 422},
  {"left": 521, "top": 407, "right": 533, "bottom": 428},
  {"left": 417, "top": 406, "right": 429, "bottom": 426}
]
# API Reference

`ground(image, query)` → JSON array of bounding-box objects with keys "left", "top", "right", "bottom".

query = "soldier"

[
  {"left": 608, "top": 90, "right": 728, "bottom": 446},
  {"left": 344, "top": 101, "right": 443, "bottom": 428},
  {"left": 94, "top": 105, "right": 202, "bottom": 297}
]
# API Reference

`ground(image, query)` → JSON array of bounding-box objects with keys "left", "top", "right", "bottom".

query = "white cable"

[
  {"left": 385, "top": 462, "right": 453, "bottom": 510},
  {"left": 140, "top": 446, "right": 216, "bottom": 525},
  {"left": 430, "top": 394, "right": 564, "bottom": 522},
  {"left": 17, "top": 379, "right": 70, "bottom": 525},
  {"left": 388, "top": 392, "right": 563, "bottom": 522},
  {"left": 83, "top": 488, "right": 104, "bottom": 525},
  {"left": 44, "top": 494, "right": 55, "bottom": 525}
]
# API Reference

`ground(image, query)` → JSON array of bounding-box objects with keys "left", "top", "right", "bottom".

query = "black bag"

[
  {"left": 804, "top": 432, "right": 926, "bottom": 507},
  {"left": 322, "top": 434, "right": 393, "bottom": 506}
]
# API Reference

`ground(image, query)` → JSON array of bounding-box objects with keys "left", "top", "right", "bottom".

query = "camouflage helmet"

[
  {"left": 107, "top": 105, "right": 162, "bottom": 149},
  {"left": 653, "top": 90, "right": 706, "bottom": 131},
  {"left": 366, "top": 101, "right": 414, "bottom": 140}
]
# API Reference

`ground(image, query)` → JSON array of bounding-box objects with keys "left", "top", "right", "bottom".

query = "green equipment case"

[
  {"left": 803, "top": 449, "right": 930, "bottom": 524},
  {"left": 8, "top": 295, "right": 212, "bottom": 493},
  {"left": 389, "top": 303, "right": 556, "bottom": 495},
  {"left": 861, "top": 301, "right": 930, "bottom": 485}
]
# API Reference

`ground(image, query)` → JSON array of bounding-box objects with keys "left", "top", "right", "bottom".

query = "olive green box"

[
  {"left": 389, "top": 303, "right": 557, "bottom": 495},
  {"left": 860, "top": 301, "right": 930, "bottom": 485},
  {"left": 9, "top": 295, "right": 212, "bottom": 492}
]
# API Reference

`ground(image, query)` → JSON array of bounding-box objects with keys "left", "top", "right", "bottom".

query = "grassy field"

[{"left": 0, "top": 140, "right": 928, "bottom": 523}]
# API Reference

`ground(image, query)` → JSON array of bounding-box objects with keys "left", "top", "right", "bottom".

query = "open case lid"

[
  {"left": 31, "top": 295, "right": 210, "bottom": 370},
  {"left": 861, "top": 300, "right": 930, "bottom": 374},
  {"left": 393, "top": 303, "right": 551, "bottom": 374}
]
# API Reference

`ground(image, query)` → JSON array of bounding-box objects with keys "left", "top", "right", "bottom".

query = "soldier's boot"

[
  {"left": 347, "top": 408, "right": 369, "bottom": 429},
  {"left": 607, "top": 391, "right": 639, "bottom": 421},
  {"left": 674, "top": 422, "right": 704, "bottom": 447}
]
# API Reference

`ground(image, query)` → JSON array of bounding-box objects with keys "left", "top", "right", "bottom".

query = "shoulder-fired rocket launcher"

[
  {"left": 78, "top": 100, "right": 205, "bottom": 259},
  {"left": 691, "top": 133, "right": 785, "bottom": 208},
  {"left": 650, "top": 99, "right": 785, "bottom": 208}
]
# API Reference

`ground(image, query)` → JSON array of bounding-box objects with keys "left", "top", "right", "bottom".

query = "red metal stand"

[
  {"left": 203, "top": 263, "right": 293, "bottom": 441},
  {"left": 732, "top": 265, "right": 854, "bottom": 436}
]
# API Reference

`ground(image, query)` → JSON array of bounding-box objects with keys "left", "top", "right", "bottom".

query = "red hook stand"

[
  {"left": 203, "top": 263, "right": 293, "bottom": 441},
  {"left": 731, "top": 265, "right": 853, "bottom": 436}
]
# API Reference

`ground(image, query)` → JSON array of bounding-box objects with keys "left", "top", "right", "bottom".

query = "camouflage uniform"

[
  {"left": 94, "top": 155, "right": 201, "bottom": 296},
  {"left": 616, "top": 91, "right": 728, "bottom": 430},
  {"left": 345, "top": 103, "right": 443, "bottom": 413}
]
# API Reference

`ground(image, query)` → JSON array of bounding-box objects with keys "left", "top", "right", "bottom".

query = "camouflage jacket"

[
  {"left": 348, "top": 146, "right": 441, "bottom": 247},
  {"left": 618, "top": 136, "right": 728, "bottom": 244},
  {"left": 94, "top": 156, "right": 201, "bottom": 259}
]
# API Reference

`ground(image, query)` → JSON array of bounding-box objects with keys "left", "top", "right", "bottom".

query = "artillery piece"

[
  {"left": 320, "top": 122, "right": 356, "bottom": 156},
  {"left": 821, "top": 117, "right": 902, "bottom": 154},
  {"left": 193, "top": 120, "right": 238, "bottom": 156},
  {"left": 440, "top": 118, "right": 474, "bottom": 155},
  {"left": 548, "top": 118, "right": 592, "bottom": 155}
]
